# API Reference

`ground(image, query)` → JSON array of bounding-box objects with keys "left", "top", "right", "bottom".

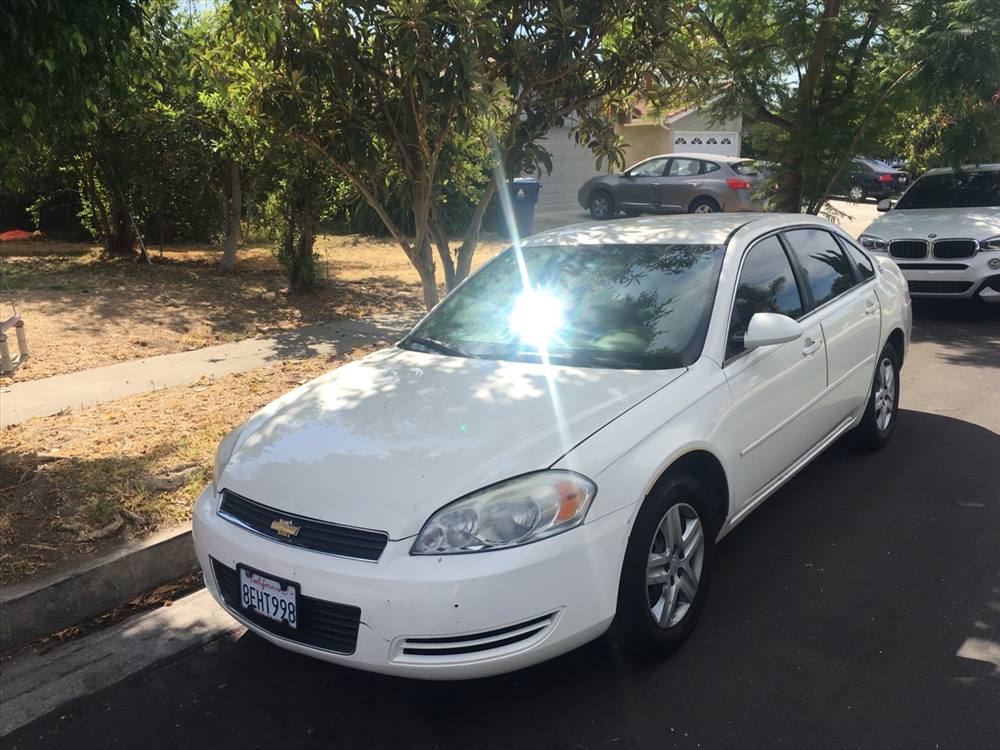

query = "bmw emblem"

[{"left": 928, "top": 233, "right": 937, "bottom": 238}]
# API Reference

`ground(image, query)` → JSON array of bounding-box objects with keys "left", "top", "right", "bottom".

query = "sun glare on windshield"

[{"left": 509, "top": 288, "right": 564, "bottom": 349}]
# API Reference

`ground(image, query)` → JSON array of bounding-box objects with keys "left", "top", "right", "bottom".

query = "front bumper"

[
  {"left": 871, "top": 251, "right": 1000, "bottom": 301},
  {"left": 192, "top": 485, "right": 630, "bottom": 679}
]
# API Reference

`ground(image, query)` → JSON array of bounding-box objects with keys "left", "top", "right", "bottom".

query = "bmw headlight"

[
  {"left": 411, "top": 471, "right": 597, "bottom": 555},
  {"left": 212, "top": 422, "right": 245, "bottom": 494},
  {"left": 980, "top": 235, "right": 1000, "bottom": 251},
  {"left": 859, "top": 234, "right": 887, "bottom": 250}
]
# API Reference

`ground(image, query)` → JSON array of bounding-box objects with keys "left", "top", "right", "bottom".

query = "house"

[{"left": 532, "top": 101, "right": 744, "bottom": 215}]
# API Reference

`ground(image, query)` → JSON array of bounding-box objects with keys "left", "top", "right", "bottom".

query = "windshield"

[
  {"left": 402, "top": 243, "right": 725, "bottom": 370},
  {"left": 896, "top": 170, "right": 1000, "bottom": 209}
]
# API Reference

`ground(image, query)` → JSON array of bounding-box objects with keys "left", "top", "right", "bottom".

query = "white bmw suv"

[{"left": 858, "top": 164, "right": 1000, "bottom": 303}]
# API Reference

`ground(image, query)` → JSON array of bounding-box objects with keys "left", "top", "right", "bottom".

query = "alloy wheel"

[
  {"left": 874, "top": 357, "right": 895, "bottom": 432},
  {"left": 646, "top": 503, "right": 705, "bottom": 628},
  {"left": 850, "top": 186, "right": 865, "bottom": 201},
  {"left": 591, "top": 195, "right": 610, "bottom": 218},
  {"left": 693, "top": 203, "right": 715, "bottom": 214}
]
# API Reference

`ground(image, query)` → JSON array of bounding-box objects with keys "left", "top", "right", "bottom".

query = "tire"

[
  {"left": 589, "top": 191, "right": 615, "bottom": 220},
  {"left": 852, "top": 342, "right": 901, "bottom": 450},
  {"left": 688, "top": 197, "right": 720, "bottom": 214},
  {"left": 848, "top": 185, "right": 866, "bottom": 202},
  {"left": 610, "top": 472, "right": 716, "bottom": 658}
]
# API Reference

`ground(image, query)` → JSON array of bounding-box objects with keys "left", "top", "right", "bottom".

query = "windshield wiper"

[{"left": 405, "top": 336, "right": 476, "bottom": 359}]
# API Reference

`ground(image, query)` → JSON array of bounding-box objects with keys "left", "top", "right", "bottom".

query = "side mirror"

[
  {"left": 877, "top": 198, "right": 893, "bottom": 212},
  {"left": 742, "top": 312, "right": 803, "bottom": 351}
]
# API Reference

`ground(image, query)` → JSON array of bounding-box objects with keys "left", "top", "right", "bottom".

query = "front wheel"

[
  {"left": 610, "top": 473, "right": 715, "bottom": 658},
  {"left": 853, "top": 343, "right": 901, "bottom": 450},
  {"left": 589, "top": 192, "right": 614, "bottom": 220}
]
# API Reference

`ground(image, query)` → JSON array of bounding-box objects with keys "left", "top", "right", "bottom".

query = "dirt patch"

[
  {"left": 0, "top": 235, "right": 506, "bottom": 381},
  {"left": 0, "top": 346, "right": 376, "bottom": 587}
]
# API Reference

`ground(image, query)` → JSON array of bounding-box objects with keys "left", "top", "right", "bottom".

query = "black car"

[{"left": 837, "top": 158, "right": 909, "bottom": 202}]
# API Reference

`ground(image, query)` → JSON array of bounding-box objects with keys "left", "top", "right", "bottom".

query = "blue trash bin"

[{"left": 505, "top": 176, "right": 541, "bottom": 238}]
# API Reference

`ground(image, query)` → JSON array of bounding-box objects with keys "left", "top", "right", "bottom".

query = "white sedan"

[
  {"left": 859, "top": 164, "right": 1000, "bottom": 303},
  {"left": 194, "top": 214, "right": 912, "bottom": 679}
]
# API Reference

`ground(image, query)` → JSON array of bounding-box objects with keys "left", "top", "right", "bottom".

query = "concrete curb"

[{"left": 0, "top": 524, "right": 197, "bottom": 652}]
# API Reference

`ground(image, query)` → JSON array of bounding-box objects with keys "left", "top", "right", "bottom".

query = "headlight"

[
  {"left": 411, "top": 471, "right": 597, "bottom": 555},
  {"left": 859, "top": 234, "right": 887, "bottom": 250},
  {"left": 213, "top": 422, "right": 245, "bottom": 493},
  {"left": 981, "top": 235, "right": 1000, "bottom": 251}
]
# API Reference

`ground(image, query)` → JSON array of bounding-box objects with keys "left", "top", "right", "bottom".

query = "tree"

[
  {"left": 235, "top": 0, "right": 670, "bottom": 309},
  {"left": 0, "top": 0, "right": 145, "bottom": 192},
  {"left": 654, "top": 0, "right": 999, "bottom": 212}
]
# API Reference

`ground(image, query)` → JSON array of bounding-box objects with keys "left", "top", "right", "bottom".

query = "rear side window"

[
  {"left": 783, "top": 229, "right": 856, "bottom": 306},
  {"left": 841, "top": 240, "right": 876, "bottom": 281},
  {"left": 668, "top": 158, "right": 701, "bottom": 177},
  {"left": 702, "top": 161, "right": 721, "bottom": 174},
  {"left": 728, "top": 236, "right": 803, "bottom": 358}
]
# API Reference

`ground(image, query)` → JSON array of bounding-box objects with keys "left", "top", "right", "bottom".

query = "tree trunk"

[
  {"left": 773, "top": 151, "right": 805, "bottom": 213},
  {"left": 221, "top": 162, "right": 241, "bottom": 270},
  {"left": 411, "top": 235, "right": 441, "bottom": 309},
  {"left": 106, "top": 191, "right": 136, "bottom": 256},
  {"left": 429, "top": 207, "right": 456, "bottom": 291},
  {"left": 455, "top": 179, "right": 497, "bottom": 285},
  {"left": 289, "top": 200, "right": 316, "bottom": 293}
]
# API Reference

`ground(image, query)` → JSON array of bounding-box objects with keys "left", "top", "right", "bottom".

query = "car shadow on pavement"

[
  {"left": 911, "top": 299, "right": 1000, "bottom": 368},
  {"left": 8, "top": 412, "right": 999, "bottom": 750}
]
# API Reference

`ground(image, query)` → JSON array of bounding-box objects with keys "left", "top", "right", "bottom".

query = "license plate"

[{"left": 238, "top": 565, "right": 299, "bottom": 629}]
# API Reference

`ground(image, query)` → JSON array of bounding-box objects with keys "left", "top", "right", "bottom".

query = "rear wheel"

[
  {"left": 849, "top": 185, "right": 866, "bottom": 202},
  {"left": 688, "top": 197, "right": 720, "bottom": 214},
  {"left": 853, "top": 343, "right": 901, "bottom": 450},
  {"left": 589, "top": 191, "right": 614, "bottom": 220},
  {"left": 610, "top": 473, "right": 715, "bottom": 657}
]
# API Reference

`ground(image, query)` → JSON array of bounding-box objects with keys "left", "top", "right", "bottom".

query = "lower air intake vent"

[{"left": 399, "top": 613, "right": 556, "bottom": 658}]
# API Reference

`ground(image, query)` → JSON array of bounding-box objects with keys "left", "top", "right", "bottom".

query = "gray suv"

[{"left": 577, "top": 153, "right": 767, "bottom": 219}]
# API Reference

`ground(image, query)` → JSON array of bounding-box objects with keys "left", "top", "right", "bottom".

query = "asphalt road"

[{"left": 8, "top": 301, "right": 1000, "bottom": 750}]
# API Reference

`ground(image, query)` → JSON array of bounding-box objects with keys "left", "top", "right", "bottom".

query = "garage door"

[
  {"left": 533, "top": 127, "right": 609, "bottom": 214},
  {"left": 671, "top": 131, "right": 739, "bottom": 157}
]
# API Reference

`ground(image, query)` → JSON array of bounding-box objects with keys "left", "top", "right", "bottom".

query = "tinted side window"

[
  {"left": 783, "top": 229, "right": 856, "bottom": 306},
  {"left": 728, "top": 236, "right": 803, "bottom": 358},
  {"left": 667, "top": 158, "right": 701, "bottom": 177},
  {"left": 841, "top": 239, "right": 875, "bottom": 281},
  {"left": 702, "top": 161, "right": 721, "bottom": 174},
  {"left": 629, "top": 158, "right": 668, "bottom": 178}
]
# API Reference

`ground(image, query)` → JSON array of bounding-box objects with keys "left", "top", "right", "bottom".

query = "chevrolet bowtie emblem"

[{"left": 270, "top": 519, "right": 301, "bottom": 538}]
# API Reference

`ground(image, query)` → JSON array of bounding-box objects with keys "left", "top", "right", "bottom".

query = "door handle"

[
  {"left": 802, "top": 337, "right": 822, "bottom": 356},
  {"left": 864, "top": 299, "right": 878, "bottom": 316}
]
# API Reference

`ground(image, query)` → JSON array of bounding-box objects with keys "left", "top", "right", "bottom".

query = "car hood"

[
  {"left": 218, "top": 347, "right": 681, "bottom": 538},
  {"left": 863, "top": 207, "right": 1000, "bottom": 240}
]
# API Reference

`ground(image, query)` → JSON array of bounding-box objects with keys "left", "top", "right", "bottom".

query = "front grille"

[
  {"left": 219, "top": 489, "right": 388, "bottom": 561},
  {"left": 933, "top": 239, "right": 977, "bottom": 259},
  {"left": 897, "top": 262, "right": 968, "bottom": 271},
  {"left": 400, "top": 613, "right": 555, "bottom": 657},
  {"left": 211, "top": 558, "right": 361, "bottom": 654},
  {"left": 907, "top": 280, "right": 974, "bottom": 294},
  {"left": 889, "top": 240, "right": 928, "bottom": 259}
]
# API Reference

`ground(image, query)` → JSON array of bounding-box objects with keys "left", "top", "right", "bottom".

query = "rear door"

[
  {"left": 719, "top": 234, "right": 830, "bottom": 514},
  {"left": 656, "top": 157, "right": 703, "bottom": 212},
  {"left": 618, "top": 157, "right": 669, "bottom": 209},
  {"left": 782, "top": 229, "right": 881, "bottom": 430}
]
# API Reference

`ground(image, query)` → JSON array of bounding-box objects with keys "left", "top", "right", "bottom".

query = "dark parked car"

[
  {"left": 837, "top": 158, "right": 909, "bottom": 202},
  {"left": 577, "top": 153, "right": 766, "bottom": 219}
]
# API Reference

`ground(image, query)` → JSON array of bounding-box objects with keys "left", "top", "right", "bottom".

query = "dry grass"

[
  {"left": 0, "top": 345, "right": 375, "bottom": 586},
  {"left": 0, "top": 234, "right": 506, "bottom": 382}
]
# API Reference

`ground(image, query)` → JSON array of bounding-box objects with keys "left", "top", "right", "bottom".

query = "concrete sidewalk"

[{"left": 0, "top": 314, "right": 414, "bottom": 428}]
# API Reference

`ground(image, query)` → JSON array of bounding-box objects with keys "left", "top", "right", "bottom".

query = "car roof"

[
  {"left": 921, "top": 163, "right": 1000, "bottom": 176},
  {"left": 634, "top": 152, "right": 748, "bottom": 164},
  {"left": 523, "top": 213, "right": 832, "bottom": 247}
]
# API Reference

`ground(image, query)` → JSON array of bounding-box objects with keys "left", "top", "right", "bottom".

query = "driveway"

[
  {"left": 532, "top": 199, "right": 879, "bottom": 238},
  {"left": 6, "top": 301, "right": 999, "bottom": 750}
]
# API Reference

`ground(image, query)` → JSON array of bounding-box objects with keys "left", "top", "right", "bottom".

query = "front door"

[
  {"left": 718, "top": 235, "right": 830, "bottom": 514},
  {"left": 618, "top": 157, "right": 669, "bottom": 209}
]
